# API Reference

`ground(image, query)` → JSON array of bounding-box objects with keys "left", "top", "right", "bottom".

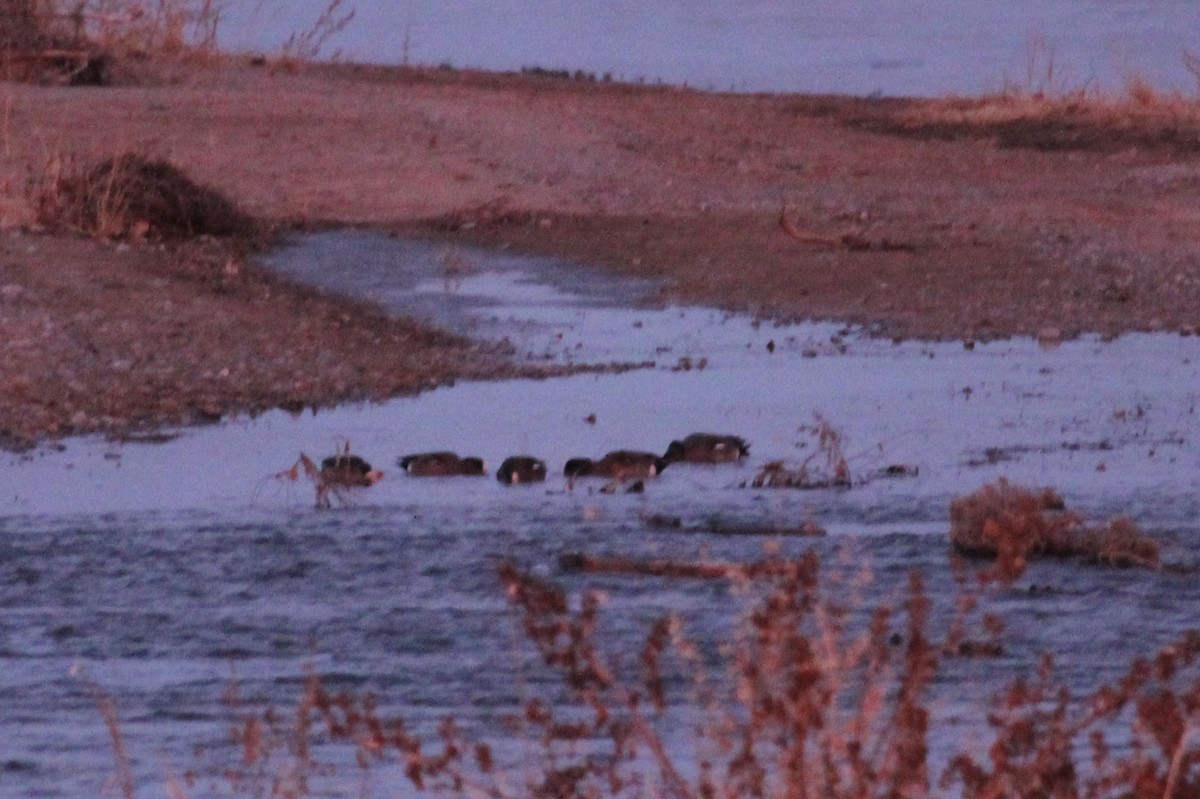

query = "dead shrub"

[
  {"left": 32, "top": 152, "right": 256, "bottom": 241},
  {"left": 945, "top": 632, "right": 1200, "bottom": 799},
  {"left": 89, "top": 548, "right": 1200, "bottom": 799},
  {"left": 2, "top": 1, "right": 228, "bottom": 63},
  {"left": 950, "top": 479, "right": 1160, "bottom": 581},
  {"left": 0, "top": 1, "right": 80, "bottom": 52},
  {"left": 292, "top": 556, "right": 968, "bottom": 799},
  {"left": 748, "top": 412, "right": 852, "bottom": 489},
  {"left": 1078, "top": 515, "right": 1162, "bottom": 569}
]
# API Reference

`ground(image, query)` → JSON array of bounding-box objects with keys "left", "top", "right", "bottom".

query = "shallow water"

[
  {"left": 3, "top": 231, "right": 1199, "bottom": 797},
  {"left": 221, "top": 1, "right": 1200, "bottom": 96}
]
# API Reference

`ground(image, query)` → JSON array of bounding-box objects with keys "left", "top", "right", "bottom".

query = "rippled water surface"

[{"left": 3, "top": 232, "right": 1199, "bottom": 797}]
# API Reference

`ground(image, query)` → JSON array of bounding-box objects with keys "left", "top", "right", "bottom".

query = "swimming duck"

[
  {"left": 496, "top": 456, "right": 548, "bottom": 484},
  {"left": 320, "top": 454, "right": 384, "bottom": 487},
  {"left": 663, "top": 433, "right": 750, "bottom": 464},
  {"left": 564, "top": 450, "right": 668, "bottom": 480},
  {"left": 399, "top": 451, "right": 486, "bottom": 477}
]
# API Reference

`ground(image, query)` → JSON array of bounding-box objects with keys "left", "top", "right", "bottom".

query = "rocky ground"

[{"left": 2, "top": 59, "right": 1199, "bottom": 447}]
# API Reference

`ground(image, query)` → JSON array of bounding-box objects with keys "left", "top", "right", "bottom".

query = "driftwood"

[
  {"left": 777, "top": 206, "right": 917, "bottom": 252},
  {"left": 559, "top": 553, "right": 814, "bottom": 580}
]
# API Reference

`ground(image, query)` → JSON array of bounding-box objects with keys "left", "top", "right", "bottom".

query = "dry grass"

[
  {"left": 879, "top": 88, "right": 1200, "bottom": 157},
  {"left": 86, "top": 534, "right": 1200, "bottom": 799},
  {"left": 30, "top": 152, "right": 257, "bottom": 240},
  {"left": 749, "top": 413, "right": 852, "bottom": 490},
  {"left": 248, "top": 554, "right": 1200, "bottom": 799},
  {"left": 271, "top": 0, "right": 355, "bottom": 72},
  {"left": 856, "top": 45, "right": 1200, "bottom": 156},
  {"left": 0, "top": 0, "right": 223, "bottom": 83},
  {"left": 286, "top": 555, "right": 951, "bottom": 799},
  {"left": 0, "top": 0, "right": 354, "bottom": 81},
  {"left": 945, "top": 633, "right": 1200, "bottom": 799},
  {"left": 949, "top": 479, "right": 1161, "bottom": 582}
]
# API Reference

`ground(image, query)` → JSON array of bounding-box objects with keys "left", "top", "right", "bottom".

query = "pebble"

[{"left": 1037, "top": 327, "right": 1062, "bottom": 345}]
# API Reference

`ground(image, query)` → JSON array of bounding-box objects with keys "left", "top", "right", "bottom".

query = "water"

[
  {"left": 3, "top": 231, "right": 1200, "bottom": 797},
  {"left": 220, "top": 1, "right": 1200, "bottom": 96}
]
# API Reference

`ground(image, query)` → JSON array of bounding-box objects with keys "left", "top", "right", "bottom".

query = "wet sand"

[{"left": 2, "top": 60, "right": 1199, "bottom": 447}]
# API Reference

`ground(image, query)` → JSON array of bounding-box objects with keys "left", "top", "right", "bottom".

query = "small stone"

[{"left": 1036, "top": 327, "right": 1062, "bottom": 345}]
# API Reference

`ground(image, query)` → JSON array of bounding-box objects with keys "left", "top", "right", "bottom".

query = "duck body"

[
  {"left": 399, "top": 451, "right": 486, "bottom": 477},
  {"left": 496, "top": 456, "right": 548, "bottom": 484},
  {"left": 564, "top": 450, "right": 668, "bottom": 480},
  {"left": 320, "top": 454, "right": 383, "bottom": 487},
  {"left": 663, "top": 433, "right": 749, "bottom": 464}
]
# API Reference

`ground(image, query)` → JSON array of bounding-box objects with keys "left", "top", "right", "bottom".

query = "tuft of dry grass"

[
  {"left": 30, "top": 152, "right": 257, "bottom": 241},
  {"left": 748, "top": 413, "right": 853, "bottom": 490},
  {"left": 949, "top": 479, "right": 1160, "bottom": 582},
  {"left": 870, "top": 77, "right": 1200, "bottom": 156},
  {"left": 850, "top": 44, "right": 1200, "bottom": 156},
  {"left": 1, "top": 1, "right": 355, "bottom": 84},
  {"left": 271, "top": 0, "right": 355, "bottom": 72}
]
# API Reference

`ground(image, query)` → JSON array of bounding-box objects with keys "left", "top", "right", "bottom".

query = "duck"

[
  {"left": 663, "top": 433, "right": 749, "bottom": 464},
  {"left": 496, "top": 456, "right": 548, "bottom": 484},
  {"left": 564, "top": 450, "right": 669, "bottom": 480},
  {"left": 398, "top": 451, "right": 486, "bottom": 477},
  {"left": 320, "top": 454, "right": 383, "bottom": 487}
]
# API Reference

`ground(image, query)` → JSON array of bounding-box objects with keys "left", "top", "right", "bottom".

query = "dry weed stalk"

[
  {"left": 69, "top": 666, "right": 137, "bottom": 799},
  {"left": 272, "top": 0, "right": 355, "bottom": 70},
  {"left": 949, "top": 479, "right": 1161, "bottom": 582},
  {"left": 751, "top": 413, "right": 852, "bottom": 490},
  {"left": 270, "top": 440, "right": 383, "bottom": 509},
  {"left": 439, "top": 245, "right": 472, "bottom": 291},
  {"left": 295, "top": 555, "right": 969, "bottom": 799},
  {"left": 296, "top": 559, "right": 1200, "bottom": 799},
  {"left": 0, "top": 0, "right": 227, "bottom": 67},
  {"left": 220, "top": 677, "right": 321, "bottom": 799},
  {"left": 946, "top": 631, "right": 1200, "bottom": 799}
]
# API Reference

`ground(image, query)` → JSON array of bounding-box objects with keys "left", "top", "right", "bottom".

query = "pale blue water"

[
  {"left": 220, "top": 0, "right": 1200, "bottom": 96},
  {"left": 3, "top": 232, "right": 1199, "bottom": 797}
]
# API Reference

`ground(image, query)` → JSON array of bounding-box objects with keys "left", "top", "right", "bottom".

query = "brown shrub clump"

[
  {"left": 32, "top": 153, "right": 258, "bottom": 241},
  {"left": 89, "top": 552, "right": 1200, "bottom": 799},
  {"left": 950, "top": 479, "right": 1160, "bottom": 580}
]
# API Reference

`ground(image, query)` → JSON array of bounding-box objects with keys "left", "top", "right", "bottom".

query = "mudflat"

[{"left": 2, "top": 60, "right": 1199, "bottom": 447}]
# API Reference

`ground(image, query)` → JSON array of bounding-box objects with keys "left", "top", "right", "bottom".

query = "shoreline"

[{"left": 3, "top": 59, "right": 1199, "bottom": 447}]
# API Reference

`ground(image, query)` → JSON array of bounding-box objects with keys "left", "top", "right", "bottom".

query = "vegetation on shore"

[
  {"left": 0, "top": 0, "right": 353, "bottom": 77},
  {"left": 854, "top": 40, "right": 1200, "bottom": 156}
]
